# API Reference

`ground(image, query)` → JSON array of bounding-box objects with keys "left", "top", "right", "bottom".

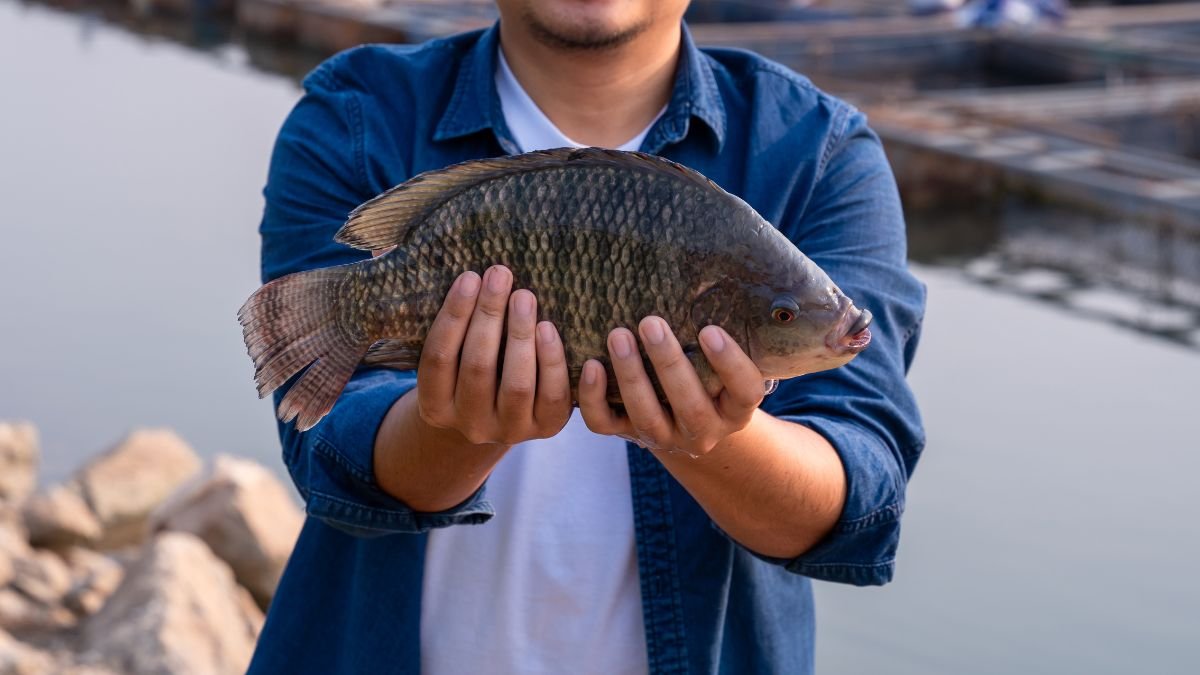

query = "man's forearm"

[
  {"left": 652, "top": 409, "right": 846, "bottom": 559},
  {"left": 373, "top": 389, "right": 510, "bottom": 513}
]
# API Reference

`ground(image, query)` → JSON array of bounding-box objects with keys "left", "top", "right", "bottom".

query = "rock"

[
  {"left": 0, "top": 523, "right": 29, "bottom": 558},
  {"left": 76, "top": 429, "right": 201, "bottom": 548},
  {"left": 0, "top": 588, "right": 74, "bottom": 635},
  {"left": 150, "top": 455, "right": 301, "bottom": 608},
  {"left": 0, "top": 423, "right": 38, "bottom": 508},
  {"left": 10, "top": 550, "right": 71, "bottom": 607},
  {"left": 0, "top": 627, "right": 55, "bottom": 675},
  {"left": 82, "top": 532, "right": 263, "bottom": 675},
  {"left": 0, "top": 524, "right": 31, "bottom": 589},
  {"left": 61, "top": 548, "right": 123, "bottom": 617},
  {"left": 0, "top": 505, "right": 17, "bottom": 532},
  {"left": 23, "top": 485, "right": 102, "bottom": 550},
  {"left": 57, "top": 665, "right": 120, "bottom": 675},
  {"left": 2, "top": 550, "right": 77, "bottom": 636}
]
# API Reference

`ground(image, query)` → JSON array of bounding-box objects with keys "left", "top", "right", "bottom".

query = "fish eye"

[{"left": 770, "top": 296, "right": 800, "bottom": 324}]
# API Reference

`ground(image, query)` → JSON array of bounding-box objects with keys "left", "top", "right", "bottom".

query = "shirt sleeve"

[
  {"left": 259, "top": 62, "right": 494, "bottom": 537},
  {"left": 758, "top": 109, "right": 927, "bottom": 586}
]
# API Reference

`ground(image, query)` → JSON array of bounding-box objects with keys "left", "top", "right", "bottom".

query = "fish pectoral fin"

[{"left": 690, "top": 278, "right": 738, "bottom": 332}]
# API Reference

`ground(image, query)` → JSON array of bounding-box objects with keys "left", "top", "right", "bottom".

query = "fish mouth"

[{"left": 828, "top": 306, "right": 873, "bottom": 354}]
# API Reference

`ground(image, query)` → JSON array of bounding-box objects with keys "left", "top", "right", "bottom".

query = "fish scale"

[
  {"left": 239, "top": 147, "right": 870, "bottom": 431},
  {"left": 369, "top": 173, "right": 704, "bottom": 344}
]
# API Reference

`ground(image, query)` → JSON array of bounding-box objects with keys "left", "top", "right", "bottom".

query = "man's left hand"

[{"left": 578, "top": 316, "right": 766, "bottom": 457}]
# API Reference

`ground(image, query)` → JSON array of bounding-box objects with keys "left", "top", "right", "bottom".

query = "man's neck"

[{"left": 497, "top": 20, "right": 680, "bottom": 149}]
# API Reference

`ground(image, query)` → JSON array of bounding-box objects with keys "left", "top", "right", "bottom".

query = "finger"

[
  {"left": 608, "top": 328, "right": 674, "bottom": 449},
  {"left": 638, "top": 316, "right": 718, "bottom": 441},
  {"left": 533, "top": 321, "right": 571, "bottom": 430},
  {"left": 496, "top": 290, "right": 538, "bottom": 427},
  {"left": 698, "top": 325, "right": 764, "bottom": 421},
  {"left": 455, "top": 265, "right": 512, "bottom": 417},
  {"left": 577, "top": 359, "right": 632, "bottom": 437},
  {"left": 417, "top": 271, "right": 480, "bottom": 423}
]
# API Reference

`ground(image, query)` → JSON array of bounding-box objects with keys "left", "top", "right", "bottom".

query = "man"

[{"left": 248, "top": 1, "right": 925, "bottom": 673}]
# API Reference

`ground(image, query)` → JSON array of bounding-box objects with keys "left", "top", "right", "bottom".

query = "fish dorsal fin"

[{"left": 334, "top": 147, "right": 724, "bottom": 250}]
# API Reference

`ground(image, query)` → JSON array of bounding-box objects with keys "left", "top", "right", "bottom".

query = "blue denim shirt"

[{"left": 249, "top": 24, "right": 925, "bottom": 675}]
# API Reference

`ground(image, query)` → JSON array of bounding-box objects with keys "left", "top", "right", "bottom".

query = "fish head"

[{"left": 742, "top": 255, "right": 872, "bottom": 379}]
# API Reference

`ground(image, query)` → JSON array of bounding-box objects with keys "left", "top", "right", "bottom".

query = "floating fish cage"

[
  {"left": 907, "top": 197, "right": 1200, "bottom": 348},
  {"left": 692, "top": 25, "right": 1200, "bottom": 96},
  {"left": 1079, "top": 105, "right": 1200, "bottom": 163}
]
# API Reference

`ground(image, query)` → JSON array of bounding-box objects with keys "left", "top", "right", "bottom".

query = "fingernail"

[
  {"left": 700, "top": 326, "right": 725, "bottom": 353},
  {"left": 514, "top": 291, "right": 534, "bottom": 318},
  {"left": 537, "top": 321, "right": 555, "bottom": 345},
  {"left": 583, "top": 361, "right": 597, "bottom": 385},
  {"left": 458, "top": 272, "right": 480, "bottom": 297},
  {"left": 612, "top": 332, "right": 634, "bottom": 359},
  {"left": 487, "top": 266, "right": 509, "bottom": 293},
  {"left": 642, "top": 318, "right": 665, "bottom": 345}
]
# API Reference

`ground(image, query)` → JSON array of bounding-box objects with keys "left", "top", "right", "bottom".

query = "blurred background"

[{"left": 0, "top": 0, "right": 1197, "bottom": 673}]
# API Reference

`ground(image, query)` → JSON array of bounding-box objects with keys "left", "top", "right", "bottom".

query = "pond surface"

[
  {"left": 1, "top": 2, "right": 1196, "bottom": 673},
  {"left": 0, "top": 0, "right": 292, "bottom": 478}
]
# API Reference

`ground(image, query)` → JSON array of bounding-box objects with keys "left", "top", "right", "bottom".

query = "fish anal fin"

[{"left": 362, "top": 340, "right": 423, "bottom": 371}]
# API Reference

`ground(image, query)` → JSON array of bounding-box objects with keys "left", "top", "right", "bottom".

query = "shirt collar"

[{"left": 433, "top": 22, "right": 727, "bottom": 153}]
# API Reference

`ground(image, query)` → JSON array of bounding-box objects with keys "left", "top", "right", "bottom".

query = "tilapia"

[{"left": 239, "top": 148, "right": 872, "bottom": 431}]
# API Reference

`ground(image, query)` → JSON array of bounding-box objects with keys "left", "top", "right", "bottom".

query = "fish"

[{"left": 239, "top": 147, "right": 873, "bottom": 431}]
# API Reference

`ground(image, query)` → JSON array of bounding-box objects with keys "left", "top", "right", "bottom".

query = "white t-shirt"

[{"left": 419, "top": 50, "right": 662, "bottom": 675}]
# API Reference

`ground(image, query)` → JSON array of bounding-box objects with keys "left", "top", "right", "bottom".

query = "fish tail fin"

[{"left": 238, "top": 266, "right": 371, "bottom": 431}]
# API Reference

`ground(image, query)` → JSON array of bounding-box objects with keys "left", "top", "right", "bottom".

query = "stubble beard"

[{"left": 522, "top": 7, "right": 654, "bottom": 51}]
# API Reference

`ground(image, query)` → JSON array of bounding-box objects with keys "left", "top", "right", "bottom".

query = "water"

[
  {"left": 1, "top": 2, "right": 1197, "bottom": 673},
  {"left": 815, "top": 264, "right": 1200, "bottom": 674},
  {"left": 0, "top": 0, "right": 295, "bottom": 479}
]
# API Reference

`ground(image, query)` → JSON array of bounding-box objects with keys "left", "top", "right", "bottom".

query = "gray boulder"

[
  {"left": 9, "top": 550, "right": 71, "bottom": 607},
  {"left": 75, "top": 429, "right": 202, "bottom": 548},
  {"left": 23, "top": 485, "right": 102, "bottom": 550},
  {"left": 0, "top": 523, "right": 30, "bottom": 593},
  {"left": 0, "top": 587, "right": 74, "bottom": 635},
  {"left": 0, "top": 424, "right": 38, "bottom": 508},
  {"left": 1, "top": 549, "right": 76, "bottom": 635},
  {"left": 0, "top": 627, "right": 55, "bottom": 675},
  {"left": 81, "top": 532, "right": 263, "bottom": 675},
  {"left": 150, "top": 455, "right": 302, "bottom": 608},
  {"left": 61, "top": 548, "right": 123, "bottom": 617}
]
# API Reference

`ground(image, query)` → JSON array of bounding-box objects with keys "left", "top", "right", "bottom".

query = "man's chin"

[
  {"left": 522, "top": 5, "right": 652, "bottom": 51},
  {"left": 528, "top": 20, "right": 650, "bottom": 51}
]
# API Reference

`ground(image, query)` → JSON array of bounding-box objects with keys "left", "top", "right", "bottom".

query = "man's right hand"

[
  {"left": 373, "top": 265, "right": 571, "bottom": 512},
  {"left": 416, "top": 265, "right": 573, "bottom": 446}
]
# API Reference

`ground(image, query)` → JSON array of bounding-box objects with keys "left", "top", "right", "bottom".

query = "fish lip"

[{"left": 827, "top": 306, "right": 873, "bottom": 354}]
